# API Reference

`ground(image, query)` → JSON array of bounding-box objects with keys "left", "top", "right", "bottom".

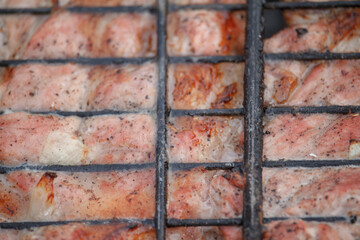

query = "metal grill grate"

[{"left": 0, "top": 1, "right": 359, "bottom": 239}]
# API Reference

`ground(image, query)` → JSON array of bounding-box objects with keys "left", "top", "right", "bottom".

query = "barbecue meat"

[
  {"left": 168, "top": 116, "right": 244, "bottom": 163},
  {"left": 167, "top": 10, "right": 245, "bottom": 56},
  {"left": 263, "top": 220, "right": 360, "bottom": 240},
  {"left": 60, "top": 0, "right": 156, "bottom": 6},
  {"left": 168, "top": 63, "right": 244, "bottom": 109},
  {"left": 264, "top": 60, "right": 360, "bottom": 106},
  {"left": 0, "top": 12, "right": 156, "bottom": 59},
  {"left": 264, "top": 9, "right": 360, "bottom": 53},
  {"left": 263, "top": 114, "right": 360, "bottom": 161},
  {"left": 263, "top": 167, "right": 360, "bottom": 217},
  {"left": 167, "top": 168, "right": 244, "bottom": 219},
  {"left": 0, "top": 63, "right": 157, "bottom": 111},
  {"left": 0, "top": 169, "right": 155, "bottom": 221},
  {"left": 0, "top": 0, "right": 51, "bottom": 7},
  {"left": 0, "top": 112, "right": 156, "bottom": 166}
]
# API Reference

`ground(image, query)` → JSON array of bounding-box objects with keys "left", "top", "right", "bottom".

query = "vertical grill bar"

[
  {"left": 243, "top": 0, "right": 264, "bottom": 239},
  {"left": 155, "top": 0, "right": 168, "bottom": 239}
]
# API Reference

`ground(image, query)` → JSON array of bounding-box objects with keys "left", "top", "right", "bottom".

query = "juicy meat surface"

[
  {"left": 0, "top": 169, "right": 155, "bottom": 221},
  {"left": 168, "top": 116, "right": 244, "bottom": 163},
  {"left": 263, "top": 114, "right": 360, "bottom": 161},
  {"left": 263, "top": 167, "right": 360, "bottom": 217},
  {"left": 0, "top": 11, "right": 156, "bottom": 59},
  {"left": 169, "top": 0, "right": 245, "bottom": 4},
  {"left": 0, "top": 112, "right": 156, "bottom": 166},
  {"left": 168, "top": 63, "right": 244, "bottom": 109},
  {"left": 264, "top": 60, "right": 360, "bottom": 106},
  {"left": 264, "top": 9, "right": 360, "bottom": 53},
  {"left": 167, "top": 168, "right": 244, "bottom": 219},
  {"left": 167, "top": 10, "right": 245, "bottom": 56},
  {"left": 0, "top": 112, "right": 85, "bottom": 166},
  {"left": 0, "top": 224, "right": 242, "bottom": 240},
  {"left": 263, "top": 220, "right": 360, "bottom": 240},
  {"left": 0, "top": 63, "right": 157, "bottom": 111},
  {"left": 82, "top": 114, "right": 156, "bottom": 164}
]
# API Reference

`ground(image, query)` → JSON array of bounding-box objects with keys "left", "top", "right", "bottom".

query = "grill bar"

[
  {"left": 170, "top": 108, "right": 244, "bottom": 117},
  {"left": 0, "top": 219, "right": 154, "bottom": 230},
  {"left": 265, "top": 106, "right": 360, "bottom": 115},
  {"left": 263, "top": 216, "right": 350, "bottom": 224},
  {"left": 169, "top": 162, "right": 243, "bottom": 171},
  {"left": 0, "top": 110, "right": 152, "bottom": 117},
  {"left": 242, "top": 0, "right": 264, "bottom": 239},
  {"left": 167, "top": 218, "right": 243, "bottom": 227},
  {"left": 265, "top": 52, "right": 360, "bottom": 61},
  {"left": 168, "top": 55, "right": 245, "bottom": 63},
  {"left": 264, "top": 160, "right": 360, "bottom": 168},
  {"left": 264, "top": 1, "right": 360, "bottom": 9},
  {"left": 155, "top": 0, "right": 168, "bottom": 239}
]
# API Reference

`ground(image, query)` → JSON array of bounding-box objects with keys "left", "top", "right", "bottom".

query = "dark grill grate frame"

[{"left": 0, "top": 1, "right": 359, "bottom": 240}]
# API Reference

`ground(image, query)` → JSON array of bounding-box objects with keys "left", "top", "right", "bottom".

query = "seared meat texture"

[
  {"left": 0, "top": 169, "right": 155, "bottom": 221},
  {"left": 0, "top": 12, "right": 156, "bottom": 59},
  {"left": 263, "top": 114, "right": 360, "bottom": 161},
  {"left": 0, "top": 63, "right": 157, "bottom": 111},
  {"left": 167, "top": 10, "right": 245, "bottom": 56},
  {"left": 168, "top": 63, "right": 244, "bottom": 109},
  {"left": 0, "top": 112, "right": 155, "bottom": 166},
  {"left": 263, "top": 220, "right": 360, "bottom": 240},
  {"left": 167, "top": 168, "right": 244, "bottom": 219},
  {"left": 168, "top": 116, "right": 244, "bottom": 163},
  {"left": 265, "top": 9, "right": 360, "bottom": 53},
  {"left": 264, "top": 60, "right": 360, "bottom": 106},
  {"left": 263, "top": 167, "right": 360, "bottom": 217}
]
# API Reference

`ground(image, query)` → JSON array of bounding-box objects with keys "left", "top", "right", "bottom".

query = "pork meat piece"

[
  {"left": 0, "top": 169, "right": 155, "bottom": 221},
  {"left": 168, "top": 63, "right": 244, "bottom": 109},
  {"left": 167, "top": 226, "right": 242, "bottom": 240},
  {"left": 263, "top": 167, "right": 360, "bottom": 217},
  {"left": 0, "top": 0, "right": 51, "bottom": 7},
  {"left": 264, "top": 9, "right": 360, "bottom": 53},
  {"left": 264, "top": 60, "right": 360, "bottom": 106},
  {"left": 167, "top": 10, "right": 245, "bottom": 56},
  {"left": 82, "top": 114, "right": 156, "bottom": 164},
  {"left": 59, "top": 0, "right": 156, "bottom": 6},
  {"left": 0, "top": 12, "right": 156, "bottom": 59},
  {"left": 0, "top": 112, "right": 85, "bottom": 166},
  {"left": 168, "top": 116, "right": 244, "bottom": 163},
  {"left": 263, "top": 220, "right": 360, "bottom": 240},
  {"left": 263, "top": 114, "right": 360, "bottom": 161},
  {"left": 167, "top": 168, "right": 244, "bottom": 219}
]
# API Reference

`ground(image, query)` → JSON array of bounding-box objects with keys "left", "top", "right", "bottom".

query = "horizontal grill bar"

[
  {"left": 263, "top": 160, "right": 360, "bottom": 168},
  {"left": 169, "top": 56, "right": 245, "bottom": 64},
  {"left": 265, "top": 106, "right": 360, "bottom": 115},
  {"left": 168, "top": 3, "right": 246, "bottom": 12},
  {"left": 0, "top": 219, "right": 154, "bottom": 230},
  {"left": 167, "top": 218, "right": 243, "bottom": 227},
  {"left": 0, "top": 57, "right": 154, "bottom": 67},
  {"left": 0, "top": 163, "right": 155, "bottom": 174},
  {"left": 170, "top": 108, "right": 244, "bottom": 117},
  {"left": 264, "top": 1, "right": 360, "bottom": 9},
  {"left": 265, "top": 52, "right": 360, "bottom": 61},
  {"left": 263, "top": 216, "right": 350, "bottom": 224},
  {"left": 169, "top": 162, "right": 243, "bottom": 171}
]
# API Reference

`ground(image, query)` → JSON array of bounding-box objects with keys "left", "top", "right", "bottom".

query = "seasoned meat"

[
  {"left": 59, "top": 0, "right": 156, "bottom": 6},
  {"left": 263, "top": 220, "right": 360, "bottom": 240},
  {"left": 87, "top": 63, "right": 157, "bottom": 111},
  {"left": 0, "top": 63, "right": 157, "bottom": 111},
  {"left": 0, "top": 112, "right": 156, "bottom": 166},
  {"left": 82, "top": 114, "right": 156, "bottom": 164},
  {"left": 0, "top": 0, "right": 51, "bottom": 7},
  {"left": 168, "top": 63, "right": 244, "bottom": 109},
  {"left": 0, "top": 112, "right": 85, "bottom": 166},
  {"left": 263, "top": 114, "right": 360, "bottom": 161},
  {"left": 264, "top": 60, "right": 360, "bottom": 106},
  {"left": 263, "top": 167, "right": 360, "bottom": 217},
  {"left": 167, "top": 168, "right": 244, "bottom": 219},
  {"left": 0, "top": 12, "right": 156, "bottom": 59},
  {"left": 169, "top": 0, "right": 245, "bottom": 4},
  {"left": 168, "top": 116, "right": 244, "bottom": 163},
  {"left": 264, "top": 9, "right": 360, "bottom": 53},
  {"left": 167, "top": 226, "right": 242, "bottom": 240},
  {"left": 167, "top": 10, "right": 245, "bottom": 56},
  {"left": 0, "top": 169, "right": 155, "bottom": 221}
]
